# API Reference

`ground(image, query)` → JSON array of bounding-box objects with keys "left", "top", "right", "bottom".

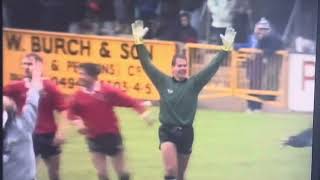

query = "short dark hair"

[
  {"left": 79, "top": 63, "right": 101, "bottom": 77},
  {"left": 179, "top": 11, "right": 190, "bottom": 19},
  {"left": 25, "top": 53, "right": 43, "bottom": 62},
  {"left": 171, "top": 54, "right": 187, "bottom": 67}
]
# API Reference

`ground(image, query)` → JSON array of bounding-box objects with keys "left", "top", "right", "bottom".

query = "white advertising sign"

[{"left": 288, "top": 54, "right": 315, "bottom": 112}]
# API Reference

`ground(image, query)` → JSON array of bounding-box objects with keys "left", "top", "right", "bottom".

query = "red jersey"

[
  {"left": 3, "top": 80, "right": 67, "bottom": 134},
  {"left": 67, "top": 83, "right": 145, "bottom": 138}
]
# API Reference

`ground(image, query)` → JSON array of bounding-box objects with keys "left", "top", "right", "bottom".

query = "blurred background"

[{"left": 2, "top": 0, "right": 318, "bottom": 51}]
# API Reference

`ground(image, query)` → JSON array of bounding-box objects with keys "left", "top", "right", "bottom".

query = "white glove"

[
  {"left": 131, "top": 20, "right": 149, "bottom": 44},
  {"left": 220, "top": 27, "right": 237, "bottom": 51}
]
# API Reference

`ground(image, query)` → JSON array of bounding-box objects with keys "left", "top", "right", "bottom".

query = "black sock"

[
  {"left": 119, "top": 173, "right": 130, "bottom": 180},
  {"left": 164, "top": 175, "right": 177, "bottom": 180}
]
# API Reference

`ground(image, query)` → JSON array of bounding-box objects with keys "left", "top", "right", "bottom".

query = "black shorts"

[
  {"left": 159, "top": 124, "right": 194, "bottom": 155},
  {"left": 86, "top": 133, "right": 124, "bottom": 156},
  {"left": 33, "top": 133, "right": 62, "bottom": 159}
]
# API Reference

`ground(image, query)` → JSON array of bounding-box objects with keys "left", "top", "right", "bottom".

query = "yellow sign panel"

[{"left": 3, "top": 28, "right": 176, "bottom": 100}]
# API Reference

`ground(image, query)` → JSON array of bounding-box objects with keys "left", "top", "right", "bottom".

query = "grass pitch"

[{"left": 38, "top": 108, "right": 312, "bottom": 180}]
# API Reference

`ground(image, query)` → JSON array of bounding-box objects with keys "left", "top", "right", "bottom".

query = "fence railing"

[{"left": 185, "top": 43, "right": 289, "bottom": 107}]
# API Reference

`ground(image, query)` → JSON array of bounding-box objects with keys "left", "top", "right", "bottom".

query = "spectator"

[
  {"left": 86, "top": 0, "right": 117, "bottom": 35},
  {"left": 135, "top": 0, "right": 159, "bottom": 21},
  {"left": 154, "top": 0, "right": 180, "bottom": 40},
  {"left": 176, "top": 12, "right": 198, "bottom": 43},
  {"left": 255, "top": 18, "right": 283, "bottom": 54},
  {"left": 38, "top": 0, "right": 71, "bottom": 32},
  {"left": 246, "top": 17, "right": 284, "bottom": 112},
  {"left": 154, "top": 19, "right": 178, "bottom": 41},
  {"left": 179, "top": 0, "right": 206, "bottom": 37},
  {"left": 232, "top": 0, "right": 252, "bottom": 50},
  {"left": 4, "top": 0, "right": 42, "bottom": 30},
  {"left": 294, "top": 36, "right": 316, "bottom": 54},
  {"left": 68, "top": 0, "right": 87, "bottom": 34},
  {"left": 3, "top": 1, "right": 10, "bottom": 27},
  {"left": 113, "top": 0, "right": 135, "bottom": 34},
  {"left": 207, "top": 0, "right": 236, "bottom": 44},
  {"left": 135, "top": 0, "right": 160, "bottom": 38}
]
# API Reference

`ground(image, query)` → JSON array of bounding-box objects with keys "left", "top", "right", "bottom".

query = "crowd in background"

[{"left": 2, "top": 0, "right": 317, "bottom": 53}]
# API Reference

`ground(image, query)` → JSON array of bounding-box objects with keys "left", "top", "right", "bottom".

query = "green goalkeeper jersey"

[{"left": 136, "top": 44, "right": 229, "bottom": 126}]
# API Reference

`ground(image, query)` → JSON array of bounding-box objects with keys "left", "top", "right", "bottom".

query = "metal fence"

[{"left": 186, "top": 43, "right": 289, "bottom": 107}]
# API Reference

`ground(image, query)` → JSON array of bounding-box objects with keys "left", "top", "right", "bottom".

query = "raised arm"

[
  {"left": 20, "top": 60, "right": 43, "bottom": 132},
  {"left": 191, "top": 51, "right": 229, "bottom": 91},
  {"left": 132, "top": 20, "right": 169, "bottom": 89},
  {"left": 191, "top": 27, "right": 236, "bottom": 92}
]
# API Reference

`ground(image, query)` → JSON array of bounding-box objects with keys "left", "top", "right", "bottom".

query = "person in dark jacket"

[
  {"left": 245, "top": 17, "right": 284, "bottom": 112},
  {"left": 176, "top": 12, "right": 198, "bottom": 43}
]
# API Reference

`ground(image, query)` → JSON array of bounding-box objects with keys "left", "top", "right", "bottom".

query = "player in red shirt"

[
  {"left": 67, "top": 63, "right": 153, "bottom": 180},
  {"left": 3, "top": 53, "right": 68, "bottom": 180}
]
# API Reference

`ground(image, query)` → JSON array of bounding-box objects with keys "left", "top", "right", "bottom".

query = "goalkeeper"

[{"left": 131, "top": 20, "right": 236, "bottom": 180}]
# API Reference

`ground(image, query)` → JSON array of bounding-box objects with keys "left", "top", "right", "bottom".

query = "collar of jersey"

[
  {"left": 81, "top": 81, "right": 101, "bottom": 94},
  {"left": 172, "top": 77, "right": 188, "bottom": 83}
]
